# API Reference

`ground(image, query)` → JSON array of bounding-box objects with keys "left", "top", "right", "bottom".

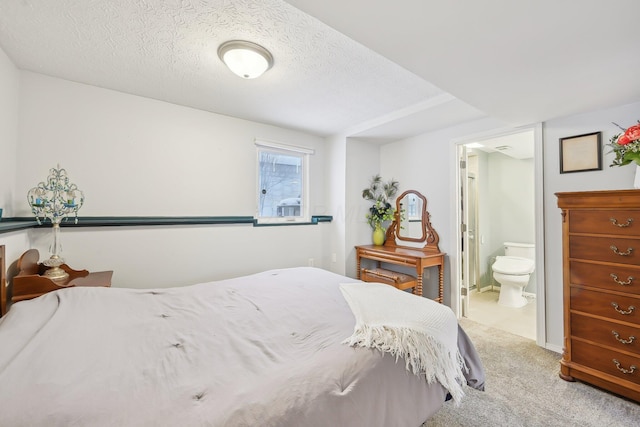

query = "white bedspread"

[
  {"left": 340, "top": 282, "right": 465, "bottom": 404},
  {"left": 0, "top": 267, "right": 484, "bottom": 426}
]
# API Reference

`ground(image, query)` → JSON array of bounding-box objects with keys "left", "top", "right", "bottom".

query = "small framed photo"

[{"left": 559, "top": 132, "right": 602, "bottom": 174}]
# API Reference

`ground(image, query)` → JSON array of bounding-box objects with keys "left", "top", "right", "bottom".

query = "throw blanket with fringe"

[{"left": 339, "top": 282, "right": 466, "bottom": 404}]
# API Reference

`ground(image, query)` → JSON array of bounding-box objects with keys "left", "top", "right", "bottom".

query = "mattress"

[{"left": 0, "top": 267, "right": 484, "bottom": 426}]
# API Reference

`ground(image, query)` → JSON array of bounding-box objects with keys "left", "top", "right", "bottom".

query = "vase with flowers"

[
  {"left": 362, "top": 174, "right": 399, "bottom": 245},
  {"left": 607, "top": 120, "right": 640, "bottom": 188}
]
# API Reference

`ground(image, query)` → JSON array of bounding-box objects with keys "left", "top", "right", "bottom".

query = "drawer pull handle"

[
  {"left": 611, "top": 302, "right": 636, "bottom": 315},
  {"left": 610, "top": 245, "right": 633, "bottom": 256},
  {"left": 610, "top": 274, "right": 634, "bottom": 286},
  {"left": 612, "top": 359, "right": 637, "bottom": 375},
  {"left": 610, "top": 217, "right": 634, "bottom": 228},
  {"left": 612, "top": 330, "right": 636, "bottom": 344}
]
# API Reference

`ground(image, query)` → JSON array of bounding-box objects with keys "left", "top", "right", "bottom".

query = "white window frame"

[{"left": 255, "top": 139, "right": 313, "bottom": 224}]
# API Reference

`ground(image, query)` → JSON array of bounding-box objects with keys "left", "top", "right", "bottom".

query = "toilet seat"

[{"left": 492, "top": 256, "right": 534, "bottom": 275}]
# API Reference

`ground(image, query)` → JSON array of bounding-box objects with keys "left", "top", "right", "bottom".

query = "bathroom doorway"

[{"left": 456, "top": 126, "right": 544, "bottom": 344}]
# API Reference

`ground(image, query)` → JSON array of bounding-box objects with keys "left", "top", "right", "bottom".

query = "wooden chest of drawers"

[{"left": 557, "top": 190, "right": 640, "bottom": 402}]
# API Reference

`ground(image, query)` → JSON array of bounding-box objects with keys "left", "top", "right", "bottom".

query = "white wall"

[
  {"left": 344, "top": 138, "right": 381, "bottom": 277},
  {"left": 324, "top": 134, "right": 347, "bottom": 275},
  {"left": 10, "top": 72, "right": 333, "bottom": 288},
  {"left": 26, "top": 223, "right": 329, "bottom": 288},
  {"left": 15, "top": 72, "right": 327, "bottom": 217},
  {"left": 542, "top": 101, "right": 640, "bottom": 348},
  {"left": 0, "top": 47, "right": 19, "bottom": 217},
  {"left": 0, "top": 46, "right": 30, "bottom": 265}
]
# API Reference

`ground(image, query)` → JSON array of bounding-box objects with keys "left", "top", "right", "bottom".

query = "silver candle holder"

[{"left": 27, "top": 165, "right": 84, "bottom": 282}]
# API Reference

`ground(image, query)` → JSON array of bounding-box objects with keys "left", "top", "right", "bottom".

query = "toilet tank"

[{"left": 504, "top": 242, "right": 535, "bottom": 260}]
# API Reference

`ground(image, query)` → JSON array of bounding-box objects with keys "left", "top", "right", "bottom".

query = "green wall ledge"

[{"left": 0, "top": 215, "right": 332, "bottom": 234}]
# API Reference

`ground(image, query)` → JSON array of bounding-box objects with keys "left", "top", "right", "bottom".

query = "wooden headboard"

[{"left": 1, "top": 245, "right": 6, "bottom": 316}]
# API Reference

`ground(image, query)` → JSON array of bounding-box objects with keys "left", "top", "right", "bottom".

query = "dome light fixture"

[{"left": 218, "top": 40, "right": 274, "bottom": 79}]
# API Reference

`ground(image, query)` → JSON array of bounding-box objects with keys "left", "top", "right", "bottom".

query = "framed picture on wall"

[{"left": 559, "top": 131, "right": 602, "bottom": 173}]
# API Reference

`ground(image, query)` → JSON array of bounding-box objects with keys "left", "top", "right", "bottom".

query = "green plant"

[
  {"left": 361, "top": 174, "right": 399, "bottom": 230},
  {"left": 608, "top": 120, "right": 640, "bottom": 167}
]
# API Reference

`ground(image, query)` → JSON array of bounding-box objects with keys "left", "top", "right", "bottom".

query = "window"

[
  {"left": 255, "top": 139, "right": 313, "bottom": 223},
  {"left": 405, "top": 193, "right": 422, "bottom": 220}
]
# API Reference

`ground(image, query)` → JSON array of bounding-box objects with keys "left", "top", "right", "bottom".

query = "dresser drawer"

[
  {"left": 570, "top": 260, "right": 640, "bottom": 295},
  {"left": 570, "top": 210, "right": 640, "bottom": 236},
  {"left": 361, "top": 268, "right": 416, "bottom": 291},
  {"left": 571, "top": 313, "right": 640, "bottom": 353},
  {"left": 570, "top": 287, "right": 640, "bottom": 325},
  {"left": 570, "top": 235, "right": 640, "bottom": 265},
  {"left": 572, "top": 339, "right": 640, "bottom": 386}
]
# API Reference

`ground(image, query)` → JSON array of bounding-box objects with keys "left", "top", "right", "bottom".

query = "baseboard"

[
  {"left": 476, "top": 286, "right": 536, "bottom": 299},
  {"left": 544, "top": 342, "right": 563, "bottom": 354}
]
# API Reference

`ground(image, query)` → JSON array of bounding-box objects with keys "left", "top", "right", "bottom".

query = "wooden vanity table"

[{"left": 356, "top": 190, "right": 445, "bottom": 302}]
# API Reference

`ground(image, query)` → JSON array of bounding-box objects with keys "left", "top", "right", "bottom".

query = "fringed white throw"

[{"left": 340, "top": 282, "right": 466, "bottom": 404}]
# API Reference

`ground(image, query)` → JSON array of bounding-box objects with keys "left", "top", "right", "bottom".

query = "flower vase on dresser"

[
  {"left": 607, "top": 120, "right": 640, "bottom": 189},
  {"left": 362, "top": 174, "right": 399, "bottom": 246}
]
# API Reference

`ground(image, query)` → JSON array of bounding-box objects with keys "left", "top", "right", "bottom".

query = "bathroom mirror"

[{"left": 385, "top": 189, "right": 440, "bottom": 252}]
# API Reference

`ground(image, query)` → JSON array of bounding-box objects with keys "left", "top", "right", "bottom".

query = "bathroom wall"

[{"left": 480, "top": 151, "right": 536, "bottom": 293}]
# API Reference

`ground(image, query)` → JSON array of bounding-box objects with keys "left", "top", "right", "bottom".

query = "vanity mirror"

[{"left": 385, "top": 190, "right": 440, "bottom": 252}]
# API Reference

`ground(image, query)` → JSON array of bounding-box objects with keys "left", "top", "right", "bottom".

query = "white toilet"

[{"left": 492, "top": 242, "right": 535, "bottom": 308}]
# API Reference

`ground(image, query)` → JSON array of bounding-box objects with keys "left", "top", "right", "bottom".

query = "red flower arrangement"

[{"left": 608, "top": 121, "right": 640, "bottom": 167}]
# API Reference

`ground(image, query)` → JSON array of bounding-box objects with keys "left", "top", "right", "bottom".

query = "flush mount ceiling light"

[{"left": 218, "top": 40, "right": 274, "bottom": 79}]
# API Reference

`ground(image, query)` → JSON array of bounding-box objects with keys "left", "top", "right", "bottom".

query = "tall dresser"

[{"left": 556, "top": 190, "right": 640, "bottom": 402}]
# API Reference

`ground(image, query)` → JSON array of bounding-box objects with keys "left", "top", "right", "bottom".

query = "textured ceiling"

[
  {"left": 0, "top": 0, "right": 480, "bottom": 139},
  {"left": 2, "top": 1, "right": 636, "bottom": 142}
]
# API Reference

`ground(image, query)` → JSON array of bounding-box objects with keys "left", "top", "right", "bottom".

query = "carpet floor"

[{"left": 424, "top": 319, "right": 640, "bottom": 427}]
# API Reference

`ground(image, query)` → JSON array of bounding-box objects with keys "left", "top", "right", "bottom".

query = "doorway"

[{"left": 455, "top": 125, "right": 545, "bottom": 345}]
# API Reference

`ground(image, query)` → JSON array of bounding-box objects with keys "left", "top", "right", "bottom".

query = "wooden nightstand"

[{"left": 5, "top": 249, "right": 113, "bottom": 314}]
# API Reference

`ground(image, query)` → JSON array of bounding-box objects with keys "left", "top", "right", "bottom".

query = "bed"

[{"left": 0, "top": 265, "right": 484, "bottom": 426}]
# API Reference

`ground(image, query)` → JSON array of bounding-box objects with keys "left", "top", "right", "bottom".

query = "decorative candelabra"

[{"left": 27, "top": 165, "right": 84, "bottom": 282}]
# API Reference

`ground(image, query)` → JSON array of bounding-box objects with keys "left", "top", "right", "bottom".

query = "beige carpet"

[{"left": 424, "top": 319, "right": 640, "bottom": 427}]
